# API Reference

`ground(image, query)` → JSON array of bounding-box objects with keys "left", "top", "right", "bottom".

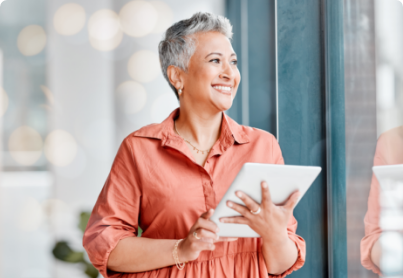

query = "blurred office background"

[
  {"left": 0, "top": 1, "right": 225, "bottom": 277},
  {"left": 1, "top": 0, "right": 403, "bottom": 277}
]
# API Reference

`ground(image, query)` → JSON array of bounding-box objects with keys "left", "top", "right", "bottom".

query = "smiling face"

[{"left": 179, "top": 31, "right": 241, "bottom": 113}]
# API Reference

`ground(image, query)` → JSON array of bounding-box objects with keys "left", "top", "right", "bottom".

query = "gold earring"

[{"left": 178, "top": 88, "right": 182, "bottom": 95}]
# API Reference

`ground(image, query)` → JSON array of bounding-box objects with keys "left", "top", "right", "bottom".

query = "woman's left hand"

[{"left": 219, "top": 181, "right": 300, "bottom": 244}]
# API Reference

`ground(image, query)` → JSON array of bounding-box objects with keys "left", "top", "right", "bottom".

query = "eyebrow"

[{"left": 205, "top": 52, "right": 237, "bottom": 58}]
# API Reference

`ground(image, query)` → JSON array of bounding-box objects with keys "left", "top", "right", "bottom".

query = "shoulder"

[{"left": 119, "top": 123, "right": 164, "bottom": 152}]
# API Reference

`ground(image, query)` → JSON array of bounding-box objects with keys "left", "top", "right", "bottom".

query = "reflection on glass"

[{"left": 361, "top": 127, "right": 403, "bottom": 275}]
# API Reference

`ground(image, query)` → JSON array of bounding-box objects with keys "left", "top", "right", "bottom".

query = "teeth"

[{"left": 213, "top": 86, "right": 231, "bottom": 91}]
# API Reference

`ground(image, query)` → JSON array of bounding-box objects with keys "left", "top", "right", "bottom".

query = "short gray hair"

[{"left": 158, "top": 12, "right": 233, "bottom": 99}]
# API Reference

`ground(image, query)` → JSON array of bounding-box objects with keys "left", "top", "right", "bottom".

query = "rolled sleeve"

[
  {"left": 360, "top": 174, "right": 382, "bottom": 275},
  {"left": 266, "top": 216, "right": 306, "bottom": 278},
  {"left": 83, "top": 138, "right": 141, "bottom": 278},
  {"left": 265, "top": 133, "right": 305, "bottom": 277}
]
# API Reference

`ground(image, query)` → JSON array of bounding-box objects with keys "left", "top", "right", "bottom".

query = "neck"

[{"left": 175, "top": 105, "right": 223, "bottom": 149}]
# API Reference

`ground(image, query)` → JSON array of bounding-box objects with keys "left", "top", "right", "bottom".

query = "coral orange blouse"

[
  {"left": 361, "top": 126, "right": 403, "bottom": 274},
  {"left": 83, "top": 109, "right": 306, "bottom": 278}
]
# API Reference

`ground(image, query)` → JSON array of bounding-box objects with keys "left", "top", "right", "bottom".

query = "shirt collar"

[{"left": 132, "top": 108, "right": 250, "bottom": 146}]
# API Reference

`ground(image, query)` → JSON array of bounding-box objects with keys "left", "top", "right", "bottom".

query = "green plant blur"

[{"left": 52, "top": 212, "right": 98, "bottom": 278}]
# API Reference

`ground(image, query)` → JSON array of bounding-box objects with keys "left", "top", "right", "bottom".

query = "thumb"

[{"left": 200, "top": 209, "right": 215, "bottom": 219}]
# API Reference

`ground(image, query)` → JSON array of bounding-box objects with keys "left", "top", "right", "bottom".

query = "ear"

[{"left": 167, "top": 65, "right": 184, "bottom": 90}]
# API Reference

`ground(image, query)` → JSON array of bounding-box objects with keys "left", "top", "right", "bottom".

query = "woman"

[
  {"left": 361, "top": 125, "right": 403, "bottom": 274},
  {"left": 83, "top": 12, "right": 305, "bottom": 278}
]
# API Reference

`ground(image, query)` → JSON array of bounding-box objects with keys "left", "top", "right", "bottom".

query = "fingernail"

[
  {"left": 227, "top": 202, "right": 233, "bottom": 207},
  {"left": 262, "top": 182, "right": 268, "bottom": 188},
  {"left": 236, "top": 192, "right": 243, "bottom": 197}
]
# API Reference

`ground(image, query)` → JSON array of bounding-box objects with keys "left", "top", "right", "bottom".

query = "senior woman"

[{"left": 83, "top": 12, "right": 305, "bottom": 278}]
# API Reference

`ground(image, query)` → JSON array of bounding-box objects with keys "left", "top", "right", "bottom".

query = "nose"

[{"left": 219, "top": 60, "right": 236, "bottom": 81}]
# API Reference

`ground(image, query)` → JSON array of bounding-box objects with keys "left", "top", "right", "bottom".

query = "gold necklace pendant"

[{"left": 174, "top": 121, "right": 211, "bottom": 154}]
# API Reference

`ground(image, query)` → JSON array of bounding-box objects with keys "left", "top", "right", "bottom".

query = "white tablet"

[
  {"left": 210, "top": 163, "right": 322, "bottom": 237},
  {"left": 373, "top": 164, "right": 403, "bottom": 187}
]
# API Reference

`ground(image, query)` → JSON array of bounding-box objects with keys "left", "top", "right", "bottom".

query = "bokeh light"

[
  {"left": 17, "top": 25, "right": 47, "bottom": 56},
  {"left": 150, "top": 1, "right": 174, "bottom": 34},
  {"left": 54, "top": 146, "right": 87, "bottom": 179},
  {"left": 42, "top": 199, "right": 72, "bottom": 231},
  {"left": 151, "top": 93, "right": 179, "bottom": 123},
  {"left": 116, "top": 81, "right": 147, "bottom": 114},
  {"left": 18, "top": 197, "right": 44, "bottom": 232},
  {"left": 119, "top": 0, "right": 158, "bottom": 37},
  {"left": 0, "top": 87, "right": 9, "bottom": 117},
  {"left": 44, "top": 129, "right": 78, "bottom": 167},
  {"left": 8, "top": 126, "right": 43, "bottom": 166},
  {"left": 88, "top": 9, "right": 123, "bottom": 51},
  {"left": 53, "top": 3, "right": 86, "bottom": 36},
  {"left": 128, "top": 50, "right": 160, "bottom": 83}
]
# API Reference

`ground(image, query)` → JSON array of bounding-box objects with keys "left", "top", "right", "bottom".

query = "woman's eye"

[
  {"left": 231, "top": 60, "right": 238, "bottom": 65},
  {"left": 210, "top": 58, "right": 220, "bottom": 63}
]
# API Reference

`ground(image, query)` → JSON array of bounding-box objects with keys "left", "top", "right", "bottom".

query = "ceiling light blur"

[
  {"left": 88, "top": 9, "right": 123, "bottom": 51},
  {"left": 116, "top": 81, "right": 147, "bottom": 114},
  {"left": 150, "top": 1, "right": 173, "bottom": 34},
  {"left": 128, "top": 50, "right": 160, "bottom": 83},
  {"left": 119, "top": 0, "right": 158, "bottom": 37},
  {"left": 17, "top": 25, "right": 47, "bottom": 56},
  {"left": 54, "top": 3, "right": 86, "bottom": 36},
  {"left": 8, "top": 126, "right": 43, "bottom": 166},
  {"left": 44, "top": 129, "right": 78, "bottom": 167}
]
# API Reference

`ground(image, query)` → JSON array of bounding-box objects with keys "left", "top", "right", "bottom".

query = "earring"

[{"left": 178, "top": 88, "right": 182, "bottom": 95}]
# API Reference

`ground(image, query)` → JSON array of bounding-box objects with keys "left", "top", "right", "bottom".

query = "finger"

[
  {"left": 226, "top": 200, "right": 250, "bottom": 217},
  {"left": 193, "top": 217, "right": 219, "bottom": 233},
  {"left": 284, "top": 190, "right": 301, "bottom": 210},
  {"left": 261, "top": 181, "right": 272, "bottom": 207},
  {"left": 235, "top": 191, "right": 260, "bottom": 212},
  {"left": 189, "top": 240, "right": 216, "bottom": 252},
  {"left": 194, "top": 228, "right": 219, "bottom": 241},
  {"left": 200, "top": 209, "right": 215, "bottom": 220},
  {"left": 219, "top": 216, "right": 249, "bottom": 225}
]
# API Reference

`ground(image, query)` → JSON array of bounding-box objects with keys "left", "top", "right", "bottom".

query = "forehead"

[{"left": 192, "top": 32, "right": 235, "bottom": 57}]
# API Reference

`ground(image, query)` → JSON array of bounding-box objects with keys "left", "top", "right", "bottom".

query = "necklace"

[{"left": 174, "top": 121, "right": 212, "bottom": 155}]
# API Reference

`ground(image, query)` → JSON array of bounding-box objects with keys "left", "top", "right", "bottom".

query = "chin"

[{"left": 214, "top": 99, "right": 233, "bottom": 112}]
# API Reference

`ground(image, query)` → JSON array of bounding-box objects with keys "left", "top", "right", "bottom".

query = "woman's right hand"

[{"left": 177, "top": 209, "right": 220, "bottom": 262}]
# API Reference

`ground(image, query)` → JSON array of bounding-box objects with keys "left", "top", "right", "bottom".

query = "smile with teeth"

[{"left": 212, "top": 85, "right": 232, "bottom": 92}]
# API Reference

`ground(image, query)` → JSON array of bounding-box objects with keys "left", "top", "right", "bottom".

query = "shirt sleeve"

[
  {"left": 265, "top": 135, "right": 306, "bottom": 277},
  {"left": 360, "top": 136, "right": 386, "bottom": 275},
  {"left": 83, "top": 138, "right": 141, "bottom": 278}
]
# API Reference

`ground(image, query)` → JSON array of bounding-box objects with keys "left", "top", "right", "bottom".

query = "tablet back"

[
  {"left": 373, "top": 164, "right": 403, "bottom": 187},
  {"left": 210, "top": 163, "right": 322, "bottom": 237}
]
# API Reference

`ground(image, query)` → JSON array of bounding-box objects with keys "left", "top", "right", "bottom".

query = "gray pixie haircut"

[{"left": 158, "top": 12, "right": 233, "bottom": 99}]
